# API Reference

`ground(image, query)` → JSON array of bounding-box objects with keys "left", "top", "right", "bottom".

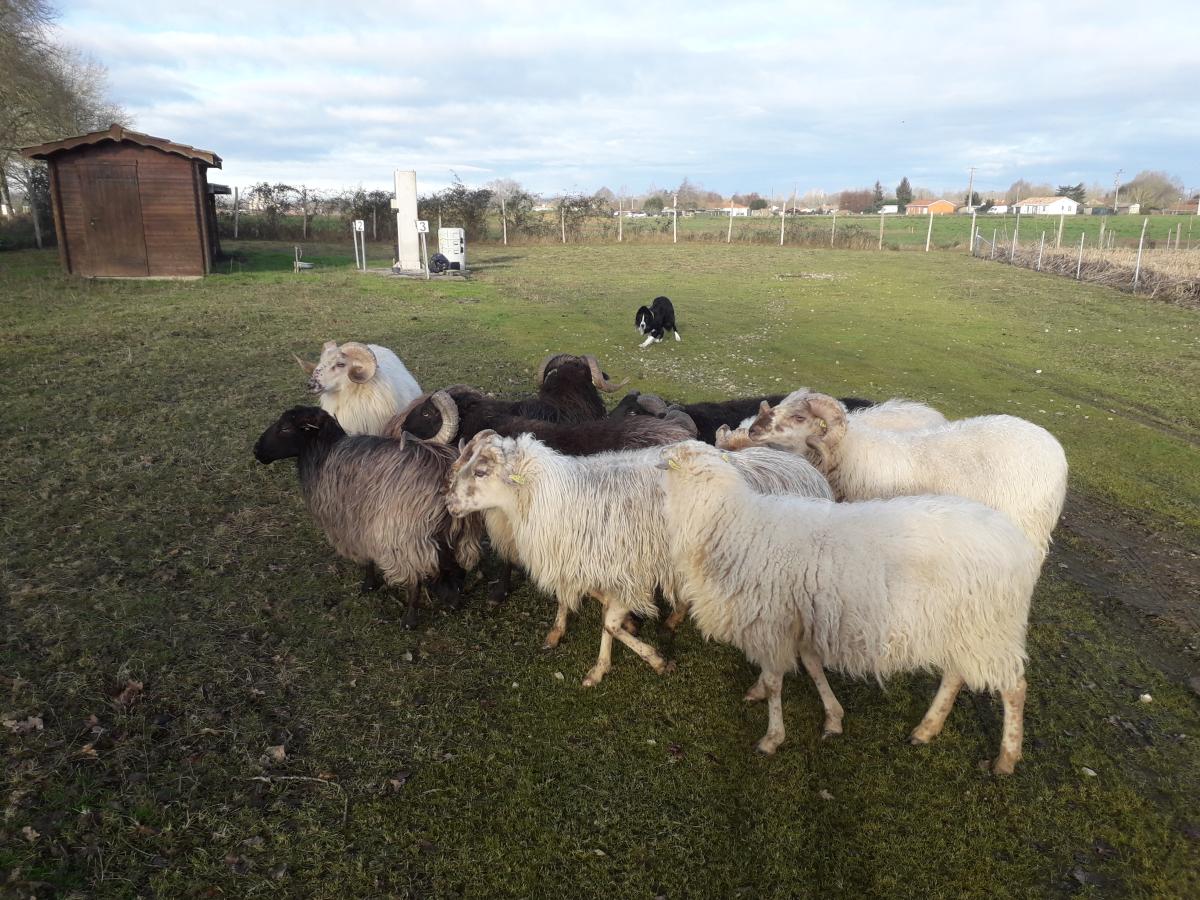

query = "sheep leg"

[
  {"left": 663, "top": 601, "right": 689, "bottom": 633},
  {"left": 744, "top": 673, "right": 769, "bottom": 703},
  {"left": 582, "top": 600, "right": 616, "bottom": 688},
  {"left": 488, "top": 562, "right": 514, "bottom": 605},
  {"left": 799, "top": 646, "right": 844, "bottom": 738},
  {"left": 992, "top": 677, "right": 1027, "bottom": 776},
  {"left": 910, "top": 672, "right": 965, "bottom": 744},
  {"left": 542, "top": 597, "right": 571, "bottom": 650},
  {"left": 607, "top": 605, "right": 670, "bottom": 675},
  {"left": 400, "top": 583, "right": 420, "bottom": 630},
  {"left": 755, "top": 671, "right": 787, "bottom": 755},
  {"left": 360, "top": 561, "right": 385, "bottom": 594}
]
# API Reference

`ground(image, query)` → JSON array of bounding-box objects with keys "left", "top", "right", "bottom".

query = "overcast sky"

[{"left": 58, "top": 0, "right": 1199, "bottom": 199}]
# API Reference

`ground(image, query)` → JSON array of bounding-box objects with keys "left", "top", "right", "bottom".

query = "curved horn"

[
  {"left": 536, "top": 353, "right": 569, "bottom": 386},
  {"left": 430, "top": 391, "right": 461, "bottom": 443},
  {"left": 341, "top": 342, "right": 378, "bottom": 384},
  {"left": 635, "top": 393, "right": 670, "bottom": 415},
  {"left": 584, "top": 355, "right": 629, "bottom": 393},
  {"left": 293, "top": 353, "right": 317, "bottom": 375}
]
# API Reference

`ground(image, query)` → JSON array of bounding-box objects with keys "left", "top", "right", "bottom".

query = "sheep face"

[
  {"left": 301, "top": 341, "right": 378, "bottom": 396},
  {"left": 748, "top": 391, "right": 848, "bottom": 467},
  {"left": 445, "top": 431, "right": 522, "bottom": 517},
  {"left": 395, "top": 395, "right": 444, "bottom": 440},
  {"left": 713, "top": 424, "right": 757, "bottom": 451},
  {"left": 253, "top": 406, "right": 340, "bottom": 463}
]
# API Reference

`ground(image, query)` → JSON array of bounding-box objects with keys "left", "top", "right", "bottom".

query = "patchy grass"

[{"left": 1, "top": 243, "right": 1198, "bottom": 898}]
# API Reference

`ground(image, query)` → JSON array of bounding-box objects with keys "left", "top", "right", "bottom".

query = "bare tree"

[{"left": 1119, "top": 171, "right": 1186, "bottom": 210}]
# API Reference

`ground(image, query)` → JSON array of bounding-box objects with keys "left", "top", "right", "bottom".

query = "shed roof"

[
  {"left": 20, "top": 124, "right": 222, "bottom": 168},
  {"left": 907, "top": 199, "right": 952, "bottom": 207},
  {"left": 1018, "top": 196, "right": 1074, "bottom": 205}
]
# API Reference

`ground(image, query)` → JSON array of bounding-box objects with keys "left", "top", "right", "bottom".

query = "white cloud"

[{"left": 54, "top": 0, "right": 1200, "bottom": 196}]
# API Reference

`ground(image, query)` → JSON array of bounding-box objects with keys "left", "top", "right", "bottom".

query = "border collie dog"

[{"left": 635, "top": 296, "right": 681, "bottom": 348}]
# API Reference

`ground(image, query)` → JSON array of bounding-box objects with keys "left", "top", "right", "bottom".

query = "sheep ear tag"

[
  {"left": 816, "top": 418, "right": 828, "bottom": 432},
  {"left": 720, "top": 452, "right": 730, "bottom": 462},
  {"left": 508, "top": 473, "right": 526, "bottom": 485},
  {"left": 667, "top": 458, "right": 681, "bottom": 471}
]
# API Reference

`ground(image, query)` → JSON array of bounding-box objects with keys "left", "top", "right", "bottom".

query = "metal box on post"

[{"left": 438, "top": 227, "right": 466, "bottom": 270}]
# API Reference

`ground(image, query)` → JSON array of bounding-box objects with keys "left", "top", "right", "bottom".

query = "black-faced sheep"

[
  {"left": 253, "top": 398, "right": 482, "bottom": 628},
  {"left": 659, "top": 441, "right": 1040, "bottom": 774},
  {"left": 294, "top": 340, "right": 422, "bottom": 435}
]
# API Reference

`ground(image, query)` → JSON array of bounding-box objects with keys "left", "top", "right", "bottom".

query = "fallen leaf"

[
  {"left": 388, "top": 770, "right": 412, "bottom": 792},
  {"left": 1081, "top": 767, "right": 1098, "bottom": 777},
  {"left": 263, "top": 745, "right": 286, "bottom": 763},
  {"left": 78, "top": 742, "right": 98, "bottom": 758},
  {"left": 115, "top": 680, "right": 144, "bottom": 706},
  {"left": 21, "top": 825, "right": 39, "bottom": 842},
  {"left": 3, "top": 716, "right": 43, "bottom": 735},
  {"left": 819, "top": 789, "right": 834, "bottom": 801}
]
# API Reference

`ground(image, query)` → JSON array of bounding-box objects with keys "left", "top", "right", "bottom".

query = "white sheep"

[
  {"left": 718, "top": 396, "right": 947, "bottom": 448},
  {"left": 739, "top": 390, "right": 1067, "bottom": 557},
  {"left": 659, "top": 441, "right": 1041, "bottom": 774},
  {"left": 295, "top": 341, "right": 422, "bottom": 435},
  {"left": 445, "top": 433, "right": 832, "bottom": 685}
]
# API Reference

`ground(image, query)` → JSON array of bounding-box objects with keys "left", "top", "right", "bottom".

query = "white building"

[
  {"left": 1016, "top": 196, "right": 1079, "bottom": 215},
  {"left": 724, "top": 205, "right": 750, "bottom": 216},
  {"left": 879, "top": 204, "right": 898, "bottom": 214}
]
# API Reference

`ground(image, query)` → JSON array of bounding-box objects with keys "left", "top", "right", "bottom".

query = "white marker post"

[
  {"left": 879, "top": 211, "right": 885, "bottom": 250},
  {"left": 1133, "top": 217, "right": 1149, "bottom": 291},
  {"left": 727, "top": 200, "right": 733, "bottom": 243},
  {"left": 1037, "top": 231, "right": 1045, "bottom": 270},
  {"left": 1076, "top": 233, "right": 1085, "bottom": 279},
  {"left": 1011, "top": 211, "right": 1020, "bottom": 261},
  {"left": 672, "top": 193, "right": 678, "bottom": 244},
  {"left": 831, "top": 210, "right": 837, "bottom": 247},
  {"left": 352, "top": 219, "right": 366, "bottom": 270},
  {"left": 416, "top": 219, "right": 430, "bottom": 280},
  {"left": 924, "top": 211, "right": 933, "bottom": 252},
  {"left": 500, "top": 194, "right": 508, "bottom": 246},
  {"left": 968, "top": 210, "right": 976, "bottom": 254}
]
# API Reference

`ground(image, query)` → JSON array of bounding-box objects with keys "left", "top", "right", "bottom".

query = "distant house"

[
  {"left": 723, "top": 205, "right": 750, "bottom": 217},
  {"left": 878, "top": 204, "right": 898, "bottom": 214},
  {"left": 1115, "top": 203, "right": 1140, "bottom": 215},
  {"left": 1165, "top": 199, "right": 1200, "bottom": 215},
  {"left": 1016, "top": 196, "right": 1079, "bottom": 215},
  {"left": 987, "top": 204, "right": 1010, "bottom": 214},
  {"left": 905, "top": 199, "right": 955, "bottom": 215}
]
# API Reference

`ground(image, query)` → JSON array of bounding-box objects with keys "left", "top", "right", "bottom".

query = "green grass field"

[{"left": 2, "top": 241, "right": 1198, "bottom": 897}]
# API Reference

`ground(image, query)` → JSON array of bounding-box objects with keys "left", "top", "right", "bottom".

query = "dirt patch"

[{"left": 1052, "top": 491, "right": 1200, "bottom": 687}]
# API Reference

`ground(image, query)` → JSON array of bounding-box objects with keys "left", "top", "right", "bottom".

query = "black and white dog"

[{"left": 635, "top": 295, "right": 681, "bottom": 348}]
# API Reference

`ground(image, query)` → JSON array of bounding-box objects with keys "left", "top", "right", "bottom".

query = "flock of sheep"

[{"left": 253, "top": 338, "right": 1068, "bottom": 775}]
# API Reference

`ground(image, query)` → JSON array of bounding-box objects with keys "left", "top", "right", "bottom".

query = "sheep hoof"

[
  {"left": 661, "top": 659, "right": 677, "bottom": 675},
  {"left": 541, "top": 631, "right": 564, "bottom": 651},
  {"left": 743, "top": 685, "right": 768, "bottom": 703},
  {"left": 582, "top": 666, "right": 608, "bottom": 688},
  {"left": 822, "top": 724, "right": 843, "bottom": 740},
  {"left": 755, "top": 737, "right": 782, "bottom": 755},
  {"left": 991, "top": 755, "right": 1019, "bottom": 776}
]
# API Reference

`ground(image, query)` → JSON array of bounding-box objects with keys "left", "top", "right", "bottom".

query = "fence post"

[
  {"left": 1098, "top": 217, "right": 1106, "bottom": 252},
  {"left": 924, "top": 212, "right": 933, "bottom": 252},
  {"left": 990, "top": 228, "right": 997, "bottom": 260},
  {"left": 1076, "top": 233, "right": 1085, "bottom": 279},
  {"left": 1176, "top": 222, "right": 1181, "bottom": 250},
  {"left": 1133, "top": 217, "right": 1149, "bottom": 291},
  {"left": 1037, "top": 231, "right": 1045, "bottom": 270},
  {"left": 672, "top": 193, "right": 678, "bottom": 244},
  {"left": 501, "top": 194, "right": 508, "bottom": 245},
  {"left": 1010, "top": 210, "right": 1020, "bottom": 261},
  {"left": 1056, "top": 213, "right": 1064, "bottom": 249},
  {"left": 831, "top": 211, "right": 837, "bottom": 247},
  {"left": 561, "top": 204, "right": 566, "bottom": 244},
  {"left": 879, "top": 212, "right": 885, "bottom": 250},
  {"left": 968, "top": 210, "right": 976, "bottom": 253},
  {"left": 727, "top": 202, "right": 733, "bottom": 243},
  {"left": 233, "top": 187, "right": 240, "bottom": 239}
]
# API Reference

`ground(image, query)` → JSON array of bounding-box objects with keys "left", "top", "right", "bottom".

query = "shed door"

[{"left": 79, "top": 163, "right": 148, "bottom": 276}]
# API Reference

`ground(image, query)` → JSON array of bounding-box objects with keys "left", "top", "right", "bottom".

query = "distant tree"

[
  {"left": 896, "top": 177, "right": 913, "bottom": 208},
  {"left": 1119, "top": 171, "right": 1185, "bottom": 209},
  {"left": 1056, "top": 183, "right": 1085, "bottom": 204},
  {"left": 643, "top": 195, "right": 665, "bottom": 214},
  {"left": 247, "top": 182, "right": 299, "bottom": 236},
  {"left": 964, "top": 190, "right": 981, "bottom": 206},
  {"left": 838, "top": 188, "right": 875, "bottom": 214},
  {"left": 418, "top": 179, "right": 493, "bottom": 242},
  {"left": 978, "top": 198, "right": 995, "bottom": 213},
  {"left": 748, "top": 197, "right": 768, "bottom": 210},
  {"left": 558, "top": 192, "right": 606, "bottom": 238},
  {"left": 1005, "top": 179, "right": 1054, "bottom": 204}
]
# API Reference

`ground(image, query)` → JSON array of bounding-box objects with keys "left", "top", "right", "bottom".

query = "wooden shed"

[{"left": 20, "top": 124, "right": 226, "bottom": 278}]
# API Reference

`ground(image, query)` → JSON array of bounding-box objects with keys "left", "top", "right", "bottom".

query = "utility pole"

[
  {"left": 1112, "top": 168, "right": 1124, "bottom": 212},
  {"left": 965, "top": 166, "right": 976, "bottom": 209}
]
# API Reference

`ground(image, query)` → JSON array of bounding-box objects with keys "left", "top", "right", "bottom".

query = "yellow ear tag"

[
  {"left": 509, "top": 473, "right": 526, "bottom": 485},
  {"left": 816, "top": 418, "right": 828, "bottom": 432},
  {"left": 667, "top": 458, "right": 681, "bottom": 471},
  {"left": 720, "top": 452, "right": 731, "bottom": 462}
]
